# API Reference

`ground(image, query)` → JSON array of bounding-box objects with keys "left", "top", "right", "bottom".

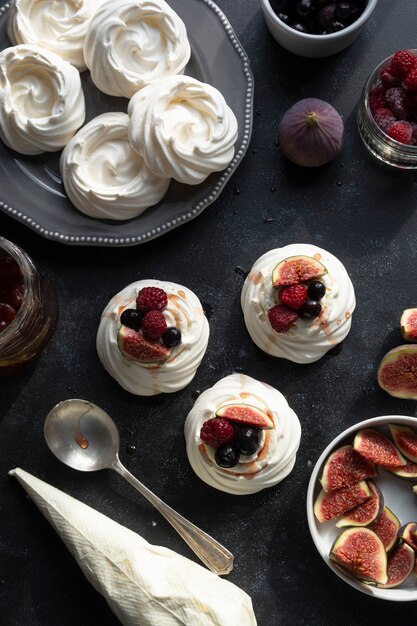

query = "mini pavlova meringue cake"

[
  {"left": 128, "top": 75, "right": 238, "bottom": 185},
  {"left": 10, "top": 468, "right": 257, "bottom": 626},
  {"left": 83, "top": 0, "right": 191, "bottom": 98},
  {"left": 241, "top": 244, "right": 356, "bottom": 364},
  {"left": 0, "top": 44, "right": 85, "bottom": 154},
  {"left": 97, "top": 280, "right": 209, "bottom": 395},
  {"left": 60, "top": 112, "right": 170, "bottom": 220},
  {"left": 7, "top": 0, "right": 103, "bottom": 71},
  {"left": 185, "top": 374, "right": 301, "bottom": 495}
]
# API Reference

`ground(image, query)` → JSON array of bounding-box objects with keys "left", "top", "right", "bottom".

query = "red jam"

[{"left": 0, "top": 254, "right": 25, "bottom": 333}]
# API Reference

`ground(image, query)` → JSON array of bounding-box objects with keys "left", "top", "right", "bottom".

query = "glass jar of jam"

[{"left": 0, "top": 237, "right": 58, "bottom": 374}]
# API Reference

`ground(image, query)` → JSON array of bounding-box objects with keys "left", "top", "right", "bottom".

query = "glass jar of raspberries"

[
  {"left": 0, "top": 237, "right": 58, "bottom": 374},
  {"left": 357, "top": 49, "right": 417, "bottom": 169}
]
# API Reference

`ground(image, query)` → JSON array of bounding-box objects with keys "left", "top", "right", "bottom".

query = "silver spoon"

[{"left": 44, "top": 399, "right": 233, "bottom": 576}]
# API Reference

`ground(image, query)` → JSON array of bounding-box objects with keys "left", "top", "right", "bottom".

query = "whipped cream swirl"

[
  {"left": 83, "top": 0, "right": 191, "bottom": 98},
  {"left": 185, "top": 374, "right": 301, "bottom": 495},
  {"left": 7, "top": 0, "right": 102, "bottom": 71},
  {"left": 0, "top": 44, "right": 85, "bottom": 155},
  {"left": 241, "top": 244, "right": 356, "bottom": 364},
  {"left": 60, "top": 112, "right": 170, "bottom": 220},
  {"left": 128, "top": 75, "right": 238, "bottom": 185},
  {"left": 97, "top": 280, "right": 209, "bottom": 396}
]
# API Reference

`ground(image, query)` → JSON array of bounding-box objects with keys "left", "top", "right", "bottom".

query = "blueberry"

[
  {"left": 120, "top": 308, "right": 143, "bottom": 330},
  {"left": 297, "top": 0, "right": 313, "bottom": 17},
  {"left": 162, "top": 327, "right": 182, "bottom": 347},
  {"left": 277, "top": 12, "right": 290, "bottom": 24},
  {"left": 215, "top": 444, "right": 239, "bottom": 468},
  {"left": 328, "top": 20, "right": 345, "bottom": 32},
  {"left": 335, "top": 2, "right": 352, "bottom": 20},
  {"left": 235, "top": 427, "right": 260, "bottom": 456},
  {"left": 300, "top": 299, "right": 322, "bottom": 320},
  {"left": 307, "top": 280, "right": 326, "bottom": 300},
  {"left": 291, "top": 22, "right": 307, "bottom": 32}
]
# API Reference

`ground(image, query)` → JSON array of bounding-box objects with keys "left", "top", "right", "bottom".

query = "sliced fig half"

[
  {"left": 399, "top": 522, "right": 417, "bottom": 552},
  {"left": 377, "top": 345, "right": 417, "bottom": 400},
  {"left": 384, "top": 459, "right": 417, "bottom": 481},
  {"left": 388, "top": 424, "right": 417, "bottom": 463},
  {"left": 370, "top": 506, "right": 401, "bottom": 552},
  {"left": 330, "top": 527, "right": 388, "bottom": 585},
  {"left": 400, "top": 308, "right": 417, "bottom": 342},
  {"left": 377, "top": 543, "right": 415, "bottom": 589},
  {"left": 314, "top": 481, "right": 371, "bottom": 523},
  {"left": 215, "top": 404, "right": 273, "bottom": 429},
  {"left": 320, "top": 445, "right": 376, "bottom": 492},
  {"left": 336, "top": 481, "right": 383, "bottom": 528},
  {"left": 272, "top": 255, "right": 327, "bottom": 288},
  {"left": 353, "top": 428, "right": 406, "bottom": 467},
  {"left": 117, "top": 325, "right": 170, "bottom": 364}
]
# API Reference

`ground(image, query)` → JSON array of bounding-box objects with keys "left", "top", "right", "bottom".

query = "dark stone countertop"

[{"left": 1, "top": 1, "right": 417, "bottom": 624}]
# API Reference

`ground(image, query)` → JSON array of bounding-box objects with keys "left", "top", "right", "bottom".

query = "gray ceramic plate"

[{"left": 0, "top": 0, "right": 253, "bottom": 246}]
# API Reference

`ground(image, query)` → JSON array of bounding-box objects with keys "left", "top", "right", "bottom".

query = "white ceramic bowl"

[
  {"left": 306, "top": 415, "right": 417, "bottom": 601},
  {"left": 259, "top": 0, "right": 378, "bottom": 58}
]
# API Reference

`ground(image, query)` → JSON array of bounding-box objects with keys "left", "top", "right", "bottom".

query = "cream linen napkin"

[{"left": 10, "top": 468, "right": 257, "bottom": 626}]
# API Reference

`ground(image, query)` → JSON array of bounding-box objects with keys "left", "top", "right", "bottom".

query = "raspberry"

[
  {"left": 373, "top": 107, "right": 396, "bottom": 132},
  {"left": 200, "top": 418, "right": 235, "bottom": 448},
  {"left": 403, "top": 68, "right": 417, "bottom": 92},
  {"left": 278, "top": 284, "right": 307, "bottom": 310},
  {"left": 385, "top": 87, "right": 412, "bottom": 119},
  {"left": 141, "top": 310, "right": 167, "bottom": 339},
  {"left": 390, "top": 50, "right": 417, "bottom": 78},
  {"left": 380, "top": 67, "right": 400, "bottom": 89},
  {"left": 136, "top": 287, "right": 167, "bottom": 313},
  {"left": 386, "top": 121, "right": 413, "bottom": 145},
  {"left": 267, "top": 304, "right": 297, "bottom": 334},
  {"left": 369, "top": 87, "right": 386, "bottom": 114}
]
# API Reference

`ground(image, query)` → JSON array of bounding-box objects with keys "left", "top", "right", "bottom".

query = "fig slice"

[
  {"left": 377, "top": 543, "right": 415, "bottom": 589},
  {"left": 336, "top": 481, "right": 383, "bottom": 528},
  {"left": 319, "top": 445, "right": 376, "bottom": 492},
  {"left": 399, "top": 522, "right": 417, "bottom": 552},
  {"left": 400, "top": 308, "right": 417, "bottom": 342},
  {"left": 388, "top": 424, "right": 417, "bottom": 463},
  {"left": 272, "top": 255, "right": 327, "bottom": 288},
  {"left": 330, "top": 527, "right": 388, "bottom": 585},
  {"left": 314, "top": 481, "right": 371, "bottom": 523},
  {"left": 377, "top": 345, "right": 417, "bottom": 399},
  {"left": 370, "top": 506, "right": 401, "bottom": 552},
  {"left": 215, "top": 404, "right": 273, "bottom": 429},
  {"left": 353, "top": 428, "right": 406, "bottom": 467},
  {"left": 414, "top": 485, "right": 417, "bottom": 495},
  {"left": 384, "top": 459, "right": 417, "bottom": 481},
  {"left": 117, "top": 325, "right": 170, "bottom": 364}
]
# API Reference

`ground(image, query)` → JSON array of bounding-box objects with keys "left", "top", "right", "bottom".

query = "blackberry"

[{"left": 120, "top": 308, "right": 143, "bottom": 330}]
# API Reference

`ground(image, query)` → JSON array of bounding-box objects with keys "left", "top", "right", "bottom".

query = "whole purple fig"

[{"left": 279, "top": 98, "right": 344, "bottom": 167}]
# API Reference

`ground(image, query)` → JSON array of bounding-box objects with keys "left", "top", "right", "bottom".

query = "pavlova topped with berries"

[
  {"left": 96, "top": 280, "right": 209, "bottom": 395},
  {"left": 185, "top": 374, "right": 301, "bottom": 495},
  {"left": 241, "top": 243, "right": 356, "bottom": 363}
]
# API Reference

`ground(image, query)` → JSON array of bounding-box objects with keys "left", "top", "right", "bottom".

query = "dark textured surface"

[{"left": 1, "top": 1, "right": 417, "bottom": 624}]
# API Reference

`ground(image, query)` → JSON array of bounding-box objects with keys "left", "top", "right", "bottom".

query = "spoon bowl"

[
  {"left": 44, "top": 398, "right": 234, "bottom": 575},
  {"left": 44, "top": 399, "right": 120, "bottom": 472}
]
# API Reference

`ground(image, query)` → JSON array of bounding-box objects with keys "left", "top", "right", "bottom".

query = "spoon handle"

[{"left": 111, "top": 457, "right": 234, "bottom": 576}]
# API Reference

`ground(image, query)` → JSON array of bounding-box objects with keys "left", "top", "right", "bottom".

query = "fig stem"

[{"left": 305, "top": 112, "right": 320, "bottom": 128}]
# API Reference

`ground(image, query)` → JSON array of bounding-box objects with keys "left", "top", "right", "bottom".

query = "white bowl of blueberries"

[{"left": 259, "top": 0, "right": 378, "bottom": 58}]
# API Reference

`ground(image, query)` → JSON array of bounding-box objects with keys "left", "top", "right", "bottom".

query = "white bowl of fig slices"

[{"left": 307, "top": 415, "right": 417, "bottom": 600}]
